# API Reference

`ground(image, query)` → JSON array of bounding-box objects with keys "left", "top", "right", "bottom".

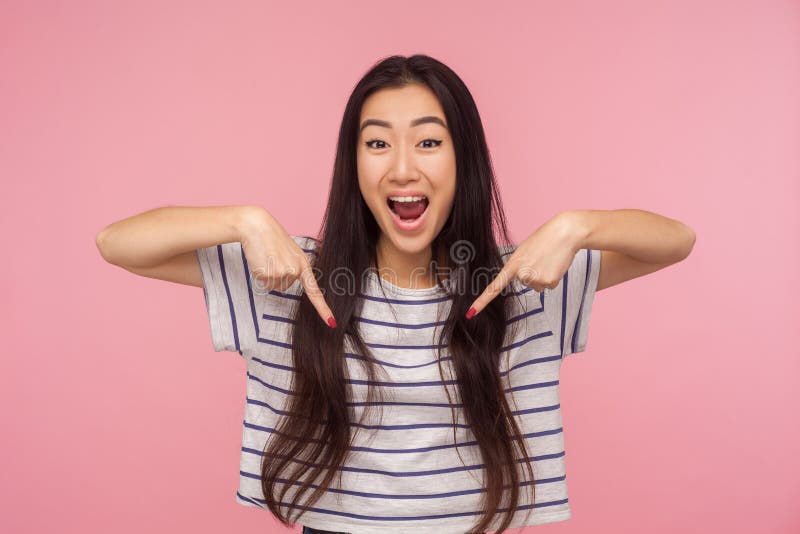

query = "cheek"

[
  {"left": 357, "top": 166, "right": 383, "bottom": 195},
  {"left": 423, "top": 151, "right": 456, "bottom": 192},
  {"left": 430, "top": 172, "right": 457, "bottom": 206},
  {"left": 356, "top": 177, "right": 382, "bottom": 214},
  {"left": 356, "top": 158, "right": 373, "bottom": 187},
  {"left": 422, "top": 155, "right": 453, "bottom": 176}
]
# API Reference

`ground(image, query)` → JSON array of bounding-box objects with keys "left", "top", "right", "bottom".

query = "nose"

[{"left": 387, "top": 144, "right": 420, "bottom": 184}]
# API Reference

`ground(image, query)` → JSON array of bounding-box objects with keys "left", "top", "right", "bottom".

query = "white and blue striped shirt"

[{"left": 196, "top": 235, "right": 601, "bottom": 533}]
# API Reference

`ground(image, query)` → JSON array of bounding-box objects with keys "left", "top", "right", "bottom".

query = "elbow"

[
  {"left": 95, "top": 227, "right": 116, "bottom": 265},
  {"left": 679, "top": 224, "right": 696, "bottom": 260}
]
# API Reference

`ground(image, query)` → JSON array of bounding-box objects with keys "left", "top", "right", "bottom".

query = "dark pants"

[{"left": 302, "top": 526, "right": 351, "bottom": 534}]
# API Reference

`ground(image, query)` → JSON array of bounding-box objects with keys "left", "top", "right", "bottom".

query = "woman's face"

[{"left": 357, "top": 83, "right": 457, "bottom": 262}]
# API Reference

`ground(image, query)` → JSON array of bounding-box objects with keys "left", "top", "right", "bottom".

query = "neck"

[{"left": 374, "top": 235, "right": 444, "bottom": 290}]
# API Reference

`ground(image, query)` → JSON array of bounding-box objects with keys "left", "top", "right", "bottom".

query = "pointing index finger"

[
  {"left": 466, "top": 262, "right": 517, "bottom": 319},
  {"left": 299, "top": 260, "right": 336, "bottom": 328}
]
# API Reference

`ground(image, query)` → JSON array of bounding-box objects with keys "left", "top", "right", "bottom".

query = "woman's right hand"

[{"left": 237, "top": 207, "right": 336, "bottom": 328}]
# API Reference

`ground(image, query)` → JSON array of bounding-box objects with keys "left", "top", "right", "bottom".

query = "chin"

[
  {"left": 380, "top": 223, "right": 435, "bottom": 253},
  {"left": 388, "top": 232, "right": 432, "bottom": 250}
]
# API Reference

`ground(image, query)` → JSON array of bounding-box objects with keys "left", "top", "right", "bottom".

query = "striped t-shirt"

[{"left": 196, "top": 235, "right": 601, "bottom": 534}]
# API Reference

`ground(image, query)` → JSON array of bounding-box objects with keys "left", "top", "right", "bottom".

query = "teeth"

[{"left": 389, "top": 195, "right": 427, "bottom": 202}]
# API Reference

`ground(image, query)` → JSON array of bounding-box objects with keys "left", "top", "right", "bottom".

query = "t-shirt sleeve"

[
  {"left": 195, "top": 241, "right": 257, "bottom": 356},
  {"left": 195, "top": 235, "right": 317, "bottom": 356},
  {"left": 542, "top": 248, "right": 602, "bottom": 358}
]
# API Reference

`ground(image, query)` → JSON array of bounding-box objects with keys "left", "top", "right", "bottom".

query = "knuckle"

[
  {"left": 517, "top": 272, "right": 535, "bottom": 285},
  {"left": 516, "top": 265, "right": 537, "bottom": 282}
]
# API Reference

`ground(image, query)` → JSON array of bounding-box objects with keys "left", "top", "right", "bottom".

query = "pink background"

[{"left": 2, "top": 1, "right": 798, "bottom": 533}]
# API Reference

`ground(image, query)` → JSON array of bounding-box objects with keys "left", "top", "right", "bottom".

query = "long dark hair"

[{"left": 260, "top": 54, "right": 536, "bottom": 533}]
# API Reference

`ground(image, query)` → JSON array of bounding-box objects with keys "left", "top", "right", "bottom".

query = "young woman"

[{"left": 96, "top": 55, "right": 695, "bottom": 534}]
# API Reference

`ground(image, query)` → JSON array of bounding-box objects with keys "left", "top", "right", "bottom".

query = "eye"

[
  {"left": 364, "top": 139, "right": 387, "bottom": 149},
  {"left": 364, "top": 139, "right": 443, "bottom": 149},
  {"left": 420, "top": 139, "right": 443, "bottom": 149}
]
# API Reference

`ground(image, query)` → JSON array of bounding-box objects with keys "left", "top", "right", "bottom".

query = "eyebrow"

[{"left": 359, "top": 116, "right": 448, "bottom": 133}]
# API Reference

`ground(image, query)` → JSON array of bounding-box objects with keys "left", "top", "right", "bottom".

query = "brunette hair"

[{"left": 260, "top": 54, "right": 535, "bottom": 533}]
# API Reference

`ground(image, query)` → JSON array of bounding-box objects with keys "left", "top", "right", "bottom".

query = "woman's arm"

[
  {"left": 95, "top": 205, "right": 266, "bottom": 287},
  {"left": 562, "top": 209, "right": 696, "bottom": 291},
  {"left": 465, "top": 208, "right": 696, "bottom": 316}
]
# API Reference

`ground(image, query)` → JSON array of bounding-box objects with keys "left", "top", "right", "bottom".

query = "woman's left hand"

[{"left": 465, "top": 211, "right": 584, "bottom": 319}]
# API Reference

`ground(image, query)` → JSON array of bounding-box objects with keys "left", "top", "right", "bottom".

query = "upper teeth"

[{"left": 389, "top": 196, "right": 427, "bottom": 202}]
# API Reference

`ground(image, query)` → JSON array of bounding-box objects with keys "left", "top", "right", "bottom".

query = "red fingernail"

[
  {"left": 466, "top": 307, "right": 477, "bottom": 320},
  {"left": 327, "top": 316, "right": 337, "bottom": 328}
]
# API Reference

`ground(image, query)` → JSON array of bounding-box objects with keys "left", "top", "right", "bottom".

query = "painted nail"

[
  {"left": 327, "top": 316, "right": 337, "bottom": 328},
  {"left": 465, "top": 307, "right": 477, "bottom": 320}
]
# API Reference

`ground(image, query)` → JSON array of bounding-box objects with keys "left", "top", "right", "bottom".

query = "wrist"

[
  {"left": 557, "top": 209, "right": 594, "bottom": 251},
  {"left": 232, "top": 205, "right": 272, "bottom": 241}
]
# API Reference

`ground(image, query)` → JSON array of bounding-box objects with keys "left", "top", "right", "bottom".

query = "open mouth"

[{"left": 386, "top": 196, "right": 429, "bottom": 222}]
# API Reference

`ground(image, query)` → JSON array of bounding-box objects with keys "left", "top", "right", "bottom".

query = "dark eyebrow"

[{"left": 359, "top": 116, "right": 448, "bottom": 133}]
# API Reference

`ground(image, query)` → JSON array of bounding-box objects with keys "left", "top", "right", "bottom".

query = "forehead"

[{"left": 360, "top": 84, "right": 445, "bottom": 124}]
